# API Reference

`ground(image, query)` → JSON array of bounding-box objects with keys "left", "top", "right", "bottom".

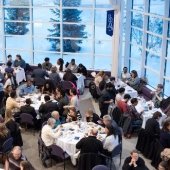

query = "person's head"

[
  {"left": 152, "top": 111, "right": 162, "bottom": 120},
  {"left": 10, "top": 90, "right": 17, "bottom": 98},
  {"left": 78, "top": 64, "right": 83, "bottom": 68},
  {"left": 44, "top": 57, "right": 50, "bottom": 63},
  {"left": 158, "top": 161, "right": 168, "bottom": 170},
  {"left": 65, "top": 69, "right": 72, "bottom": 74},
  {"left": 16, "top": 54, "right": 22, "bottom": 61},
  {"left": 69, "top": 108, "right": 77, "bottom": 117},
  {"left": 131, "top": 98, "right": 138, "bottom": 106},
  {"left": 105, "top": 82, "right": 114, "bottom": 91},
  {"left": 20, "top": 161, "right": 31, "bottom": 170},
  {"left": 130, "top": 70, "right": 138, "bottom": 78},
  {"left": 105, "top": 125, "right": 116, "bottom": 137},
  {"left": 69, "top": 88, "right": 77, "bottom": 96},
  {"left": 25, "top": 98, "right": 32, "bottom": 105},
  {"left": 51, "top": 66, "right": 57, "bottom": 73},
  {"left": 85, "top": 109, "right": 94, "bottom": 118},
  {"left": 0, "top": 123, "right": 9, "bottom": 138},
  {"left": 47, "top": 118, "right": 56, "bottom": 128},
  {"left": 44, "top": 95, "right": 50, "bottom": 102},
  {"left": 57, "top": 58, "right": 64, "bottom": 65},
  {"left": 56, "top": 87, "right": 65, "bottom": 97},
  {"left": 38, "top": 63, "right": 42, "bottom": 68},
  {"left": 5, "top": 85, "right": 12, "bottom": 92},
  {"left": 103, "top": 74, "right": 110, "bottom": 82},
  {"left": 90, "top": 128, "right": 98, "bottom": 137},
  {"left": 97, "top": 71, "right": 105, "bottom": 77},
  {"left": 51, "top": 111, "right": 60, "bottom": 120},
  {"left": 157, "top": 84, "right": 163, "bottom": 92},
  {"left": 5, "top": 109, "right": 13, "bottom": 123},
  {"left": 118, "top": 87, "right": 125, "bottom": 94},
  {"left": 162, "top": 120, "right": 170, "bottom": 132},
  {"left": 130, "top": 150, "right": 139, "bottom": 161},
  {"left": 110, "top": 77, "right": 116, "bottom": 84},
  {"left": 6, "top": 73, "right": 12, "bottom": 79},
  {"left": 7, "top": 61, "right": 12, "bottom": 67},
  {"left": 12, "top": 146, "right": 22, "bottom": 160},
  {"left": 71, "top": 59, "right": 75, "bottom": 65},
  {"left": 103, "top": 115, "right": 112, "bottom": 126},
  {"left": 7, "top": 55, "right": 12, "bottom": 60},
  {"left": 124, "top": 94, "right": 131, "bottom": 102},
  {"left": 123, "top": 67, "right": 128, "bottom": 73},
  {"left": 26, "top": 79, "right": 32, "bottom": 87}
]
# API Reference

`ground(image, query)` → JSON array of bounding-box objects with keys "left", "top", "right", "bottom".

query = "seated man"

[
  {"left": 76, "top": 128, "right": 103, "bottom": 154},
  {"left": 42, "top": 57, "right": 52, "bottom": 71},
  {"left": 19, "top": 80, "right": 36, "bottom": 96},
  {"left": 66, "top": 59, "right": 78, "bottom": 73},
  {"left": 122, "top": 150, "right": 148, "bottom": 170},
  {"left": 51, "top": 111, "right": 61, "bottom": 129},
  {"left": 39, "top": 95, "right": 59, "bottom": 120},
  {"left": 5, "top": 146, "right": 27, "bottom": 170},
  {"left": 41, "top": 118, "right": 61, "bottom": 147},
  {"left": 20, "top": 98, "right": 37, "bottom": 120}
]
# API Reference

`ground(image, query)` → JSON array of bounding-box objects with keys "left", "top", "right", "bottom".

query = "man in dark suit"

[
  {"left": 20, "top": 98, "right": 37, "bottom": 120},
  {"left": 32, "top": 64, "right": 49, "bottom": 87},
  {"left": 76, "top": 128, "right": 103, "bottom": 154},
  {"left": 39, "top": 95, "right": 59, "bottom": 120}
]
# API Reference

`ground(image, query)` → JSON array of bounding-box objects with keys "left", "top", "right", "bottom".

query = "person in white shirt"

[
  {"left": 41, "top": 118, "right": 61, "bottom": 147},
  {"left": 115, "top": 87, "right": 125, "bottom": 106},
  {"left": 121, "top": 67, "right": 131, "bottom": 82},
  {"left": 103, "top": 124, "right": 119, "bottom": 156}
]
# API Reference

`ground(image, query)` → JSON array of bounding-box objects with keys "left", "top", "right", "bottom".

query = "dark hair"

[
  {"left": 105, "top": 125, "right": 117, "bottom": 137},
  {"left": 130, "top": 150, "right": 139, "bottom": 155},
  {"left": 118, "top": 87, "right": 125, "bottom": 93},
  {"left": 10, "top": 90, "right": 17, "bottom": 98},
  {"left": 58, "top": 58, "right": 64, "bottom": 71},
  {"left": 71, "top": 59, "right": 75, "bottom": 62},
  {"left": 70, "top": 88, "right": 77, "bottom": 95},
  {"left": 16, "top": 54, "right": 21, "bottom": 60},
  {"left": 152, "top": 111, "right": 162, "bottom": 119},
  {"left": 43, "top": 80, "right": 54, "bottom": 93},
  {"left": 26, "top": 98, "right": 32, "bottom": 105},
  {"left": 123, "top": 66, "right": 128, "bottom": 69},
  {"left": 6, "top": 73, "right": 12, "bottom": 79},
  {"left": 162, "top": 120, "right": 170, "bottom": 132},
  {"left": 7, "top": 55, "right": 12, "bottom": 58},
  {"left": 131, "top": 70, "right": 138, "bottom": 78},
  {"left": 157, "top": 84, "right": 163, "bottom": 89},
  {"left": 7, "top": 61, "right": 12, "bottom": 67},
  {"left": 124, "top": 94, "right": 131, "bottom": 100},
  {"left": 38, "top": 63, "right": 42, "bottom": 68},
  {"left": 44, "top": 95, "right": 50, "bottom": 102},
  {"left": 6, "top": 85, "right": 12, "bottom": 90},
  {"left": 105, "top": 82, "right": 114, "bottom": 89},
  {"left": 45, "top": 57, "right": 49, "bottom": 62},
  {"left": 20, "top": 160, "right": 32, "bottom": 170},
  {"left": 131, "top": 98, "right": 138, "bottom": 104},
  {"left": 110, "top": 77, "right": 115, "bottom": 81}
]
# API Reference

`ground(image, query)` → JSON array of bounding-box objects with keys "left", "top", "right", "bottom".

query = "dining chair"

[
  {"left": 20, "top": 113, "right": 35, "bottom": 135},
  {"left": 92, "top": 165, "right": 109, "bottom": 170},
  {"left": 49, "top": 144, "right": 69, "bottom": 170}
]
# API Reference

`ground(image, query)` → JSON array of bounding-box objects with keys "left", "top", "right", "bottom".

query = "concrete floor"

[{"left": 0, "top": 89, "right": 156, "bottom": 170}]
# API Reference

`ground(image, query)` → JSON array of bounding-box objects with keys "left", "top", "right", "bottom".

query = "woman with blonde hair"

[
  {"left": 94, "top": 71, "right": 105, "bottom": 87},
  {"left": 5, "top": 109, "right": 23, "bottom": 146},
  {"left": 0, "top": 123, "right": 11, "bottom": 152}
]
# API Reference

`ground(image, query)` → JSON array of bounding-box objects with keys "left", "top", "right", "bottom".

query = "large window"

[
  {"left": 0, "top": 0, "right": 114, "bottom": 70},
  {"left": 124, "top": 0, "right": 170, "bottom": 96}
]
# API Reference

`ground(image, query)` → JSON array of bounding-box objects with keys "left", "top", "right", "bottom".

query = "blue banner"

[{"left": 106, "top": 10, "right": 114, "bottom": 36}]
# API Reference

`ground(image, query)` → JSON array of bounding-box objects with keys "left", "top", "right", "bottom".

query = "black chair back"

[
  {"left": 20, "top": 113, "right": 34, "bottom": 125},
  {"left": 2, "top": 137, "right": 13, "bottom": 153}
]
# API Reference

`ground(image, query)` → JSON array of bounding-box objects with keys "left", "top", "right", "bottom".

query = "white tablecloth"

[
  {"left": 135, "top": 100, "right": 167, "bottom": 128},
  {"left": 115, "top": 80, "right": 138, "bottom": 98},
  {"left": 55, "top": 121, "right": 106, "bottom": 165},
  {"left": 0, "top": 65, "right": 26, "bottom": 85}
]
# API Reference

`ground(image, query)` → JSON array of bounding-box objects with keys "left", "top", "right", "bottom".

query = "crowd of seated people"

[{"left": 0, "top": 54, "right": 170, "bottom": 170}]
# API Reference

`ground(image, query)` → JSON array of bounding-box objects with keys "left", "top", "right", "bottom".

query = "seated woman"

[
  {"left": 0, "top": 123, "right": 11, "bottom": 152},
  {"left": 160, "top": 120, "right": 170, "bottom": 148},
  {"left": 5, "top": 109, "right": 23, "bottom": 146},
  {"left": 63, "top": 69, "right": 78, "bottom": 86},
  {"left": 126, "top": 70, "right": 140, "bottom": 91},
  {"left": 56, "top": 58, "right": 65, "bottom": 72},
  {"left": 103, "top": 125, "right": 119, "bottom": 157},
  {"left": 3, "top": 85, "right": 13, "bottom": 104},
  {"left": 85, "top": 109, "right": 100, "bottom": 124},
  {"left": 42, "top": 80, "right": 54, "bottom": 95},
  {"left": 4, "top": 73, "right": 14, "bottom": 89},
  {"left": 66, "top": 108, "right": 78, "bottom": 122},
  {"left": 151, "top": 84, "right": 163, "bottom": 108}
]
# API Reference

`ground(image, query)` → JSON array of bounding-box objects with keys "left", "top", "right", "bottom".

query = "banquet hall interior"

[{"left": 0, "top": 0, "right": 170, "bottom": 170}]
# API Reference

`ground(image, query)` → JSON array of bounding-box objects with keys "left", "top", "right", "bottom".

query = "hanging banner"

[{"left": 106, "top": 10, "right": 114, "bottom": 36}]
